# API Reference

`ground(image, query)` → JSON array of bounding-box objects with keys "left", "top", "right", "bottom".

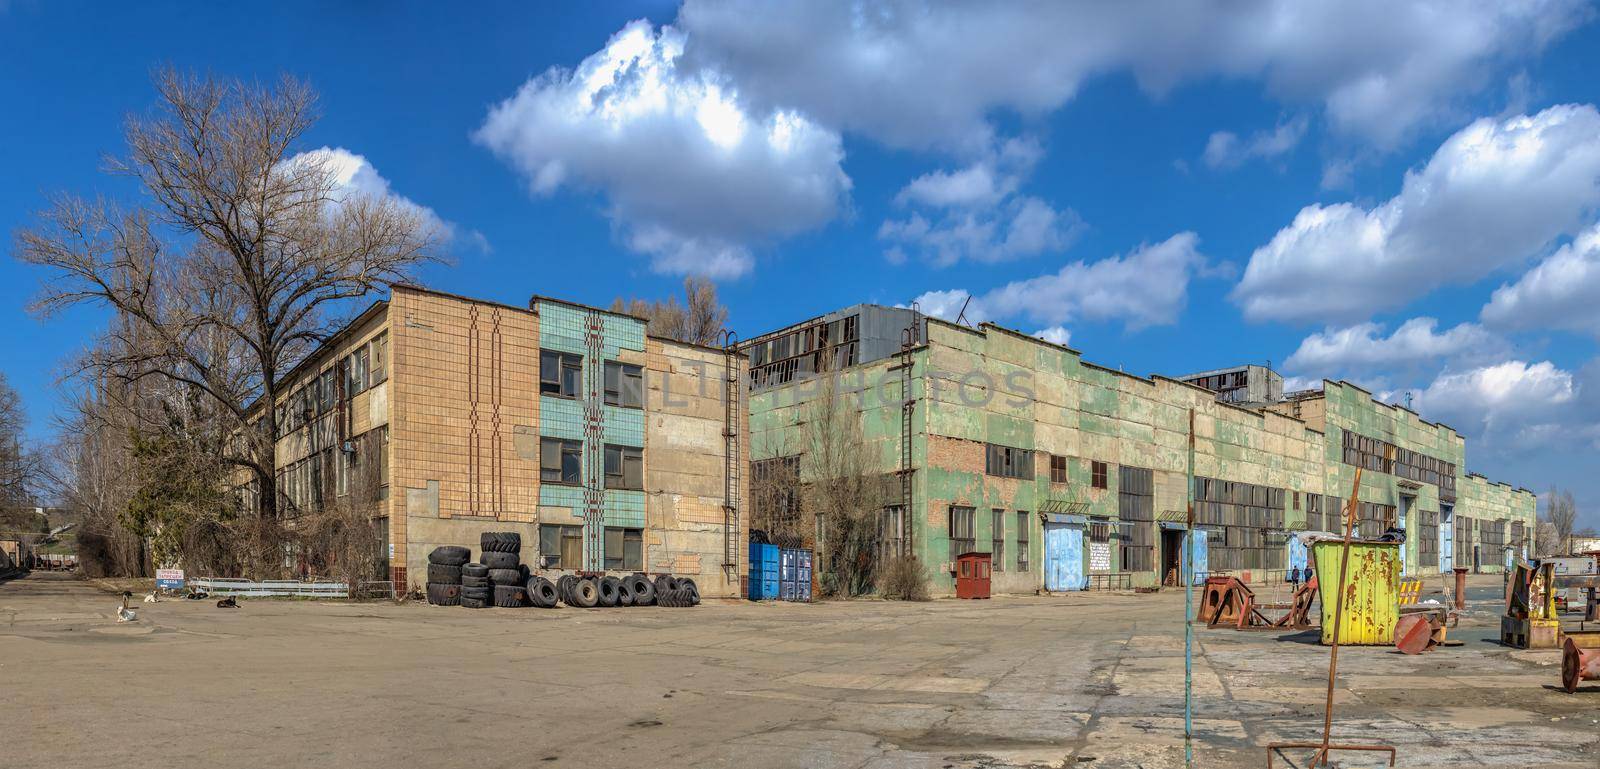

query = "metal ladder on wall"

[
  {"left": 896, "top": 308, "right": 920, "bottom": 558},
  {"left": 582, "top": 310, "right": 606, "bottom": 572},
  {"left": 721, "top": 330, "right": 742, "bottom": 580}
]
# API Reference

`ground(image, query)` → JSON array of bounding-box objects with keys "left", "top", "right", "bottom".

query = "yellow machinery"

[
  {"left": 1503, "top": 561, "right": 1560, "bottom": 649},
  {"left": 1312, "top": 539, "right": 1400, "bottom": 645}
]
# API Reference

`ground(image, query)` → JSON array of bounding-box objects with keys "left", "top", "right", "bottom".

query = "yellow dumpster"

[{"left": 1312, "top": 539, "right": 1401, "bottom": 645}]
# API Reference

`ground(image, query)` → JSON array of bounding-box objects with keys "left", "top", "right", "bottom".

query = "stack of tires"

[
  {"left": 480, "top": 532, "right": 528, "bottom": 608},
  {"left": 460, "top": 563, "right": 491, "bottom": 608},
  {"left": 653, "top": 574, "right": 701, "bottom": 608},
  {"left": 426, "top": 546, "right": 469, "bottom": 606}
]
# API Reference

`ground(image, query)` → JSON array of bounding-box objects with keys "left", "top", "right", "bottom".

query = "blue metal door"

[
  {"left": 1044, "top": 523, "right": 1085, "bottom": 591},
  {"left": 1397, "top": 496, "right": 1411, "bottom": 576},
  {"left": 1287, "top": 535, "right": 1308, "bottom": 580},
  {"left": 1183, "top": 529, "right": 1209, "bottom": 585},
  {"left": 1440, "top": 506, "right": 1453, "bottom": 572}
]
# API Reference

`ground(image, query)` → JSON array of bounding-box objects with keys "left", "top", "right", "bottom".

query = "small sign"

[
  {"left": 388, "top": 543, "right": 395, "bottom": 560},
  {"left": 155, "top": 568, "right": 185, "bottom": 590},
  {"left": 1089, "top": 542, "right": 1111, "bottom": 571}
]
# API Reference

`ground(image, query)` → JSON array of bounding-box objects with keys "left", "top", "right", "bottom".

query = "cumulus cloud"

[
  {"left": 1203, "top": 116, "right": 1308, "bottom": 169},
  {"left": 474, "top": 20, "right": 850, "bottom": 278},
  {"left": 1482, "top": 222, "right": 1600, "bottom": 335},
  {"left": 677, "top": 0, "right": 1589, "bottom": 151},
  {"left": 1034, "top": 326, "right": 1072, "bottom": 347},
  {"left": 1285, "top": 318, "right": 1506, "bottom": 375},
  {"left": 1411, "top": 360, "right": 1576, "bottom": 442},
  {"left": 1233, "top": 105, "right": 1600, "bottom": 323},
  {"left": 288, "top": 147, "right": 473, "bottom": 247},
  {"left": 910, "top": 232, "right": 1209, "bottom": 331},
  {"left": 880, "top": 138, "right": 1082, "bottom": 266}
]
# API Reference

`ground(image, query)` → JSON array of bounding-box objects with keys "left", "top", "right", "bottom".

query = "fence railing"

[{"left": 191, "top": 577, "right": 349, "bottom": 598}]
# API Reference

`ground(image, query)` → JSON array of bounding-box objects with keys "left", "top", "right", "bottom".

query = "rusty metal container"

[{"left": 1312, "top": 539, "right": 1400, "bottom": 645}]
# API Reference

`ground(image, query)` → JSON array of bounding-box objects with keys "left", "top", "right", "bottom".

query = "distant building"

[
  {"left": 243, "top": 285, "right": 748, "bottom": 596},
  {"left": 745, "top": 307, "right": 1537, "bottom": 595}
]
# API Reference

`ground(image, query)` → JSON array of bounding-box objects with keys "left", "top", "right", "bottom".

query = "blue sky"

[{"left": 4, "top": 2, "right": 1600, "bottom": 526}]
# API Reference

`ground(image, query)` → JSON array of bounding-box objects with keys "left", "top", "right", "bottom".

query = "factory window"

[
  {"left": 991, "top": 508, "right": 1005, "bottom": 572},
  {"left": 1016, "top": 511, "right": 1030, "bottom": 572},
  {"left": 369, "top": 332, "right": 388, "bottom": 385},
  {"left": 540, "top": 350, "right": 583, "bottom": 398},
  {"left": 346, "top": 346, "right": 369, "bottom": 395},
  {"left": 604, "top": 444, "right": 643, "bottom": 490},
  {"left": 604, "top": 527, "right": 643, "bottom": 571},
  {"left": 603, "top": 362, "right": 645, "bottom": 409},
  {"left": 540, "top": 438, "right": 581, "bottom": 485},
  {"left": 985, "top": 444, "right": 1033, "bottom": 479},
  {"left": 539, "top": 524, "right": 583, "bottom": 570},
  {"left": 1091, "top": 461, "right": 1108, "bottom": 490},
  {"left": 1293, "top": 491, "right": 1300, "bottom": 511},
  {"left": 1050, "top": 455, "right": 1068, "bottom": 483},
  {"left": 949, "top": 505, "right": 976, "bottom": 563}
]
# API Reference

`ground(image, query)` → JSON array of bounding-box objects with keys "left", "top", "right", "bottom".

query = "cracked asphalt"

[{"left": 2, "top": 571, "right": 1596, "bottom": 768}]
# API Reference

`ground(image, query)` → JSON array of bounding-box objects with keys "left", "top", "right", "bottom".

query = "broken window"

[
  {"left": 540, "top": 438, "right": 582, "bottom": 484},
  {"left": 1050, "top": 454, "right": 1068, "bottom": 483},
  {"left": 948, "top": 505, "right": 976, "bottom": 563},
  {"left": 539, "top": 524, "right": 583, "bottom": 569},
  {"left": 1091, "top": 461, "right": 1108, "bottom": 490},
  {"left": 604, "top": 444, "right": 643, "bottom": 490},
  {"left": 1016, "top": 511, "right": 1030, "bottom": 572},
  {"left": 1118, "top": 467, "right": 1155, "bottom": 573},
  {"left": 984, "top": 444, "right": 1034, "bottom": 479},
  {"left": 603, "top": 361, "right": 644, "bottom": 408},
  {"left": 604, "top": 527, "right": 643, "bottom": 571},
  {"left": 540, "top": 350, "right": 583, "bottom": 398},
  {"left": 369, "top": 332, "right": 388, "bottom": 385},
  {"left": 991, "top": 508, "right": 1005, "bottom": 572}
]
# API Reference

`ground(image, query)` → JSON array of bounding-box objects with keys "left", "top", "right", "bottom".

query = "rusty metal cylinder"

[
  {"left": 1562, "top": 637, "right": 1600, "bottom": 693},
  {"left": 1453, "top": 567, "right": 1469, "bottom": 611}
]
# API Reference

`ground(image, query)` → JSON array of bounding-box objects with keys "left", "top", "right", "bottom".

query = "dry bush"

[{"left": 878, "top": 555, "right": 931, "bottom": 601}]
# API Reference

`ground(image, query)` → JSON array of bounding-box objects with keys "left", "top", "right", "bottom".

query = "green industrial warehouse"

[{"left": 744, "top": 306, "right": 1536, "bottom": 596}]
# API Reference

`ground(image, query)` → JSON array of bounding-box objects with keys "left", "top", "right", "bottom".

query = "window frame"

[
  {"left": 991, "top": 508, "right": 1005, "bottom": 572},
  {"left": 603, "top": 361, "right": 645, "bottom": 409},
  {"left": 1091, "top": 461, "right": 1108, "bottom": 490},
  {"left": 1016, "top": 511, "right": 1030, "bottom": 572},
  {"left": 948, "top": 505, "right": 976, "bottom": 564},
  {"left": 604, "top": 444, "right": 644, "bottom": 490},
  {"left": 1050, "top": 455, "right": 1068, "bottom": 483},
  {"left": 539, "top": 523, "right": 584, "bottom": 570},
  {"left": 540, "top": 437, "right": 583, "bottom": 485},
  {"left": 540, "top": 350, "right": 584, "bottom": 398},
  {"left": 604, "top": 526, "right": 644, "bottom": 571}
]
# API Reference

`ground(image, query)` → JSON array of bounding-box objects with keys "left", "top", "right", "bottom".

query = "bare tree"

[
  {"left": 611, "top": 276, "right": 728, "bottom": 346},
  {"left": 798, "top": 368, "right": 892, "bottom": 597},
  {"left": 16, "top": 69, "right": 438, "bottom": 522},
  {"left": 1545, "top": 487, "right": 1578, "bottom": 555},
  {"left": 0, "top": 373, "right": 40, "bottom": 514}
]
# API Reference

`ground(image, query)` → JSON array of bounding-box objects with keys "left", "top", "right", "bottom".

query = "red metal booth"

[{"left": 955, "top": 552, "right": 992, "bottom": 599}]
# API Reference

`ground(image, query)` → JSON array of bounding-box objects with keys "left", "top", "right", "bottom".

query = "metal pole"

[
  {"left": 1184, "top": 408, "right": 1195, "bottom": 768},
  {"left": 1317, "top": 468, "right": 1362, "bottom": 766}
]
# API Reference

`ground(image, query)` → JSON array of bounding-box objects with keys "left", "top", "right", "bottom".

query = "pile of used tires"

[{"left": 425, "top": 533, "right": 700, "bottom": 610}]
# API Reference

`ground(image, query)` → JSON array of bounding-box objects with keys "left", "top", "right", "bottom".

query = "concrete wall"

[{"left": 643, "top": 338, "right": 749, "bottom": 598}]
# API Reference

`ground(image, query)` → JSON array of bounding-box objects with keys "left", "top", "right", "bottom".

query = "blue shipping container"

[
  {"left": 748, "top": 576, "right": 781, "bottom": 601},
  {"left": 797, "top": 582, "right": 812, "bottom": 602},
  {"left": 779, "top": 548, "right": 799, "bottom": 581},
  {"left": 749, "top": 543, "right": 778, "bottom": 567},
  {"left": 780, "top": 581, "right": 798, "bottom": 601},
  {"left": 797, "top": 550, "right": 813, "bottom": 569}
]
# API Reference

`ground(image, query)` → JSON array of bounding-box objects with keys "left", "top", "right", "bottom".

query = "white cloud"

[
  {"left": 1285, "top": 318, "right": 1505, "bottom": 374},
  {"left": 880, "top": 138, "right": 1081, "bottom": 266},
  {"left": 677, "top": 0, "right": 1590, "bottom": 151},
  {"left": 288, "top": 147, "right": 469, "bottom": 246},
  {"left": 1412, "top": 360, "right": 1576, "bottom": 441},
  {"left": 1203, "top": 116, "right": 1308, "bottom": 169},
  {"left": 1233, "top": 104, "right": 1600, "bottom": 323},
  {"left": 1034, "top": 326, "right": 1072, "bottom": 347},
  {"left": 1482, "top": 222, "right": 1600, "bottom": 335},
  {"left": 474, "top": 20, "right": 851, "bottom": 278},
  {"left": 911, "top": 232, "right": 1209, "bottom": 330}
]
